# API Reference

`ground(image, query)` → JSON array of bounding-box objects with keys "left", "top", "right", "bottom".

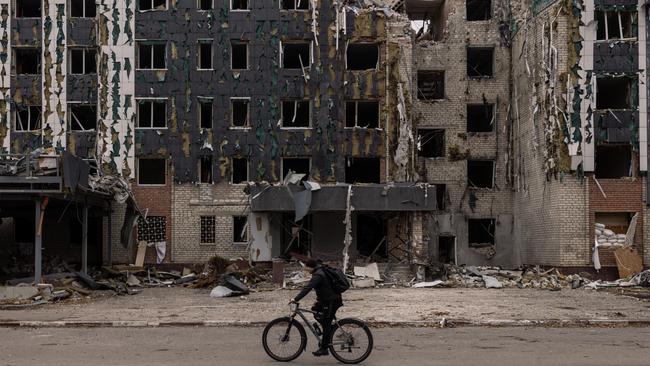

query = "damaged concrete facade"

[{"left": 1, "top": 0, "right": 649, "bottom": 277}]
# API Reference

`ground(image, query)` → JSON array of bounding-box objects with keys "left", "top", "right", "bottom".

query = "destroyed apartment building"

[{"left": 0, "top": 0, "right": 649, "bottom": 283}]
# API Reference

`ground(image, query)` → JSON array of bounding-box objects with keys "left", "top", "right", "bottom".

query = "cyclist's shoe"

[{"left": 312, "top": 348, "right": 329, "bottom": 357}]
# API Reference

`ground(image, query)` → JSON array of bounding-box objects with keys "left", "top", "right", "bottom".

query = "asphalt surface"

[{"left": 2, "top": 326, "right": 650, "bottom": 366}]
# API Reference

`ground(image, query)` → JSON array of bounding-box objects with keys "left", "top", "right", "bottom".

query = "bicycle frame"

[{"left": 289, "top": 305, "right": 350, "bottom": 348}]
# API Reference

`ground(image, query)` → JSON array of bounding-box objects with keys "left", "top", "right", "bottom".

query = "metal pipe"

[{"left": 34, "top": 198, "right": 42, "bottom": 284}]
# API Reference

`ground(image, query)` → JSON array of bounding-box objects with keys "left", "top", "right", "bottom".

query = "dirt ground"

[{"left": 1, "top": 287, "right": 649, "bottom": 324}]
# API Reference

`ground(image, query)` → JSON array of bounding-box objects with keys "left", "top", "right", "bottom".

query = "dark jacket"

[{"left": 294, "top": 266, "right": 342, "bottom": 303}]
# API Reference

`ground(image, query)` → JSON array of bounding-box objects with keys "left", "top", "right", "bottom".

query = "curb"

[{"left": 1, "top": 319, "right": 649, "bottom": 329}]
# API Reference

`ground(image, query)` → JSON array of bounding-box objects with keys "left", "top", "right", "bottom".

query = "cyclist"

[{"left": 290, "top": 259, "right": 343, "bottom": 357}]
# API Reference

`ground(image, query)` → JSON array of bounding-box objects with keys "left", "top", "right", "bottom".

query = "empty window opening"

[
  {"left": 467, "top": 47, "right": 493, "bottom": 78},
  {"left": 282, "top": 42, "right": 310, "bottom": 69},
  {"left": 231, "top": 0, "right": 248, "bottom": 10},
  {"left": 231, "top": 42, "right": 248, "bottom": 69},
  {"left": 346, "top": 43, "right": 378, "bottom": 70},
  {"left": 233, "top": 216, "right": 248, "bottom": 243},
  {"left": 407, "top": 1, "right": 445, "bottom": 41},
  {"left": 596, "top": 11, "right": 635, "bottom": 40},
  {"left": 436, "top": 184, "right": 447, "bottom": 210},
  {"left": 282, "top": 158, "right": 310, "bottom": 180},
  {"left": 282, "top": 100, "right": 310, "bottom": 127},
  {"left": 345, "top": 157, "right": 380, "bottom": 184},
  {"left": 345, "top": 101, "right": 379, "bottom": 128},
  {"left": 199, "top": 155, "right": 213, "bottom": 183},
  {"left": 468, "top": 160, "right": 494, "bottom": 188},
  {"left": 595, "top": 144, "right": 632, "bottom": 179},
  {"left": 198, "top": 0, "right": 212, "bottom": 10},
  {"left": 139, "top": 0, "right": 167, "bottom": 11},
  {"left": 232, "top": 157, "right": 248, "bottom": 184},
  {"left": 200, "top": 216, "right": 216, "bottom": 244},
  {"left": 281, "top": 0, "right": 308, "bottom": 10},
  {"left": 231, "top": 99, "right": 249, "bottom": 127},
  {"left": 417, "top": 70, "right": 444, "bottom": 100},
  {"left": 15, "top": 106, "right": 41, "bottom": 131},
  {"left": 417, "top": 129, "right": 445, "bottom": 158},
  {"left": 69, "top": 104, "right": 97, "bottom": 131},
  {"left": 466, "top": 0, "right": 491, "bottom": 21},
  {"left": 15, "top": 48, "right": 40, "bottom": 74},
  {"left": 199, "top": 99, "right": 212, "bottom": 129},
  {"left": 467, "top": 103, "right": 494, "bottom": 132},
  {"left": 198, "top": 41, "right": 212, "bottom": 69},
  {"left": 438, "top": 236, "right": 456, "bottom": 264},
  {"left": 138, "top": 42, "right": 166, "bottom": 69},
  {"left": 596, "top": 77, "right": 633, "bottom": 109},
  {"left": 16, "top": 0, "right": 41, "bottom": 17},
  {"left": 595, "top": 212, "right": 633, "bottom": 241},
  {"left": 468, "top": 219, "right": 495, "bottom": 247},
  {"left": 70, "top": 48, "right": 96, "bottom": 74},
  {"left": 356, "top": 214, "right": 387, "bottom": 259},
  {"left": 138, "top": 158, "right": 166, "bottom": 185},
  {"left": 71, "top": 0, "right": 96, "bottom": 17},
  {"left": 137, "top": 100, "right": 167, "bottom": 128}
]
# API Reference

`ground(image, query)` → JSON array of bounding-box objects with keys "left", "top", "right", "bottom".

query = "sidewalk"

[{"left": 1, "top": 287, "right": 649, "bottom": 328}]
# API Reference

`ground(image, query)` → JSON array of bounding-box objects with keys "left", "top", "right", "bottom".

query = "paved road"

[{"left": 2, "top": 326, "right": 649, "bottom": 366}]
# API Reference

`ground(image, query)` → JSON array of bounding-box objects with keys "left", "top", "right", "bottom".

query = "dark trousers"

[{"left": 312, "top": 299, "right": 343, "bottom": 348}]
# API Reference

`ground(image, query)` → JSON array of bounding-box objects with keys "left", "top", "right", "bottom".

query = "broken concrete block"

[
  {"left": 354, "top": 263, "right": 381, "bottom": 281},
  {"left": 411, "top": 280, "right": 443, "bottom": 288},
  {"left": 0, "top": 286, "right": 39, "bottom": 300},
  {"left": 482, "top": 275, "right": 503, "bottom": 289},
  {"left": 126, "top": 274, "right": 141, "bottom": 287},
  {"left": 352, "top": 278, "right": 376, "bottom": 288},
  {"left": 210, "top": 285, "right": 234, "bottom": 298}
]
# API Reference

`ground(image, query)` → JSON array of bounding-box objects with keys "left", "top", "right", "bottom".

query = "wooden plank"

[{"left": 134, "top": 241, "right": 147, "bottom": 267}]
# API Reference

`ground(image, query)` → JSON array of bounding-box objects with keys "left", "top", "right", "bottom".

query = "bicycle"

[{"left": 262, "top": 302, "right": 373, "bottom": 364}]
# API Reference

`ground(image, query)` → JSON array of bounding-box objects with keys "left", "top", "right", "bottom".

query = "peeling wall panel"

[{"left": 0, "top": 0, "right": 10, "bottom": 153}]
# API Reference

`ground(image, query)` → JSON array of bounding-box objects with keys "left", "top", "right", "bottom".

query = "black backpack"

[{"left": 321, "top": 265, "right": 350, "bottom": 294}]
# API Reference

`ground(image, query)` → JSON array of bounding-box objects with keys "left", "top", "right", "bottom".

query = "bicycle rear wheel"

[
  {"left": 329, "top": 318, "right": 373, "bottom": 364},
  {"left": 262, "top": 317, "right": 307, "bottom": 362}
]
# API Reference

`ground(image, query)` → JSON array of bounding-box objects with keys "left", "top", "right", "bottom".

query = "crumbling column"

[{"left": 411, "top": 212, "right": 426, "bottom": 281}]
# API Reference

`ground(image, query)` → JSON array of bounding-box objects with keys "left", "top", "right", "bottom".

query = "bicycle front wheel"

[
  {"left": 262, "top": 317, "right": 307, "bottom": 362},
  {"left": 329, "top": 318, "right": 373, "bottom": 364}
]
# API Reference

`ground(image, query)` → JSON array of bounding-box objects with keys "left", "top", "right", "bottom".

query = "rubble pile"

[
  {"left": 191, "top": 256, "right": 271, "bottom": 290},
  {"left": 595, "top": 223, "right": 627, "bottom": 249}
]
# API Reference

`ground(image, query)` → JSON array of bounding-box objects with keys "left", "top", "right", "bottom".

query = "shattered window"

[
  {"left": 71, "top": 0, "right": 96, "bottom": 17},
  {"left": 282, "top": 42, "right": 310, "bottom": 69},
  {"left": 231, "top": 0, "right": 248, "bottom": 10},
  {"left": 231, "top": 157, "right": 248, "bottom": 184},
  {"left": 468, "top": 219, "right": 495, "bottom": 247},
  {"left": 345, "top": 101, "right": 379, "bottom": 128},
  {"left": 595, "top": 145, "right": 632, "bottom": 179},
  {"left": 137, "top": 100, "right": 167, "bottom": 128},
  {"left": 199, "top": 99, "right": 213, "bottom": 129},
  {"left": 70, "top": 48, "right": 97, "bottom": 74},
  {"left": 233, "top": 216, "right": 249, "bottom": 244},
  {"left": 466, "top": 0, "right": 491, "bottom": 21},
  {"left": 417, "top": 129, "right": 445, "bottom": 158},
  {"left": 231, "top": 99, "right": 249, "bottom": 127},
  {"left": 198, "top": 0, "right": 212, "bottom": 10},
  {"left": 345, "top": 157, "right": 380, "bottom": 183},
  {"left": 199, "top": 155, "right": 213, "bottom": 184},
  {"left": 16, "top": 0, "right": 41, "bottom": 17},
  {"left": 198, "top": 41, "right": 213, "bottom": 69},
  {"left": 596, "top": 11, "right": 636, "bottom": 40},
  {"left": 467, "top": 160, "right": 494, "bottom": 188},
  {"left": 200, "top": 216, "right": 216, "bottom": 244},
  {"left": 281, "top": 0, "right": 308, "bottom": 10},
  {"left": 417, "top": 70, "right": 444, "bottom": 100},
  {"left": 69, "top": 104, "right": 97, "bottom": 131},
  {"left": 137, "top": 158, "right": 166, "bottom": 185},
  {"left": 231, "top": 42, "right": 248, "bottom": 70},
  {"left": 467, "top": 103, "right": 494, "bottom": 132},
  {"left": 346, "top": 43, "right": 379, "bottom": 70},
  {"left": 137, "top": 42, "right": 166, "bottom": 69},
  {"left": 596, "top": 76, "right": 633, "bottom": 110},
  {"left": 281, "top": 100, "right": 310, "bottom": 128},
  {"left": 467, "top": 47, "right": 494, "bottom": 78},
  {"left": 14, "top": 106, "right": 41, "bottom": 131},
  {"left": 282, "top": 158, "right": 310, "bottom": 180},
  {"left": 14, "top": 47, "right": 41, "bottom": 75},
  {"left": 139, "top": 0, "right": 167, "bottom": 11}
]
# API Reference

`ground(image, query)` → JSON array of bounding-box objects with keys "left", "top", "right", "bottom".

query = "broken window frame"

[
  {"left": 280, "top": 0, "right": 309, "bottom": 11},
  {"left": 466, "top": 47, "right": 494, "bottom": 78},
  {"left": 138, "top": 0, "right": 168, "bottom": 11},
  {"left": 345, "top": 157, "right": 381, "bottom": 184},
  {"left": 197, "top": 40, "right": 213, "bottom": 70},
  {"left": 136, "top": 41, "right": 167, "bottom": 70},
  {"left": 200, "top": 216, "right": 216, "bottom": 244},
  {"left": 345, "top": 42, "right": 379, "bottom": 71},
  {"left": 70, "top": 0, "right": 97, "bottom": 18},
  {"left": 199, "top": 155, "right": 213, "bottom": 184},
  {"left": 466, "top": 0, "right": 492, "bottom": 21},
  {"left": 14, "top": 47, "right": 41, "bottom": 75},
  {"left": 136, "top": 99, "right": 167, "bottom": 129},
  {"left": 14, "top": 105, "right": 42, "bottom": 131},
  {"left": 197, "top": 0, "right": 213, "bottom": 11},
  {"left": 595, "top": 76, "right": 634, "bottom": 110},
  {"left": 230, "top": 97, "right": 250, "bottom": 128},
  {"left": 233, "top": 216, "right": 249, "bottom": 244},
  {"left": 468, "top": 218, "right": 496, "bottom": 247},
  {"left": 15, "top": 0, "right": 41, "bottom": 18},
  {"left": 417, "top": 128, "right": 445, "bottom": 158},
  {"left": 417, "top": 70, "right": 445, "bottom": 101},
  {"left": 595, "top": 10, "right": 637, "bottom": 41},
  {"left": 280, "top": 41, "right": 312, "bottom": 70},
  {"left": 231, "top": 157, "right": 249, "bottom": 184},
  {"left": 281, "top": 100, "right": 311, "bottom": 128},
  {"left": 282, "top": 157, "right": 311, "bottom": 180},
  {"left": 230, "top": 0, "right": 249, "bottom": 11},
  {"left": 467, "top": 103, "right": 495, "bottom": 133},
  {"left": 345, "top": 100, "right": 380, "bottom": 129},
  {"left": 198, "top": 98, "right": 213, "bottom": 129},
  {"left": 231, "top": 41, "right": 249, "bottom": 70},
  {"left": 467, "top": 160, "right": 495, "bottom": 188},
  {"left": 137, "top": 158, "right": 167, "bottom": 186},
  {"left": 68, "top": 103, "right": 98, "bottom": 131},
  {"left": 69, "top": 48, "right": 97, "bottom": 75}
]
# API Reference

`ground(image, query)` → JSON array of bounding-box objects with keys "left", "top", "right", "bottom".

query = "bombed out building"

[{"left": 0, "top": 0, "right": 649, "bottom": 281}]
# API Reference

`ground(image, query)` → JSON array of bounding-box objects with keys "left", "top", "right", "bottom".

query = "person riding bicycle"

[{"left": 290, "top": 259, "right": 343, "bottom": 357}]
